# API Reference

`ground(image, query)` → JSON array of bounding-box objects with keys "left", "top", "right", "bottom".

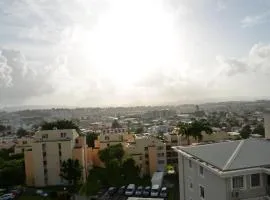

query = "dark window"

[
  {"left": 42, "top": 134, "right": 48, "bottom": 139},
  {"left": 144, "top": 147, "right": 148, "bottom": 151},
  {"left": 75, "top": 139, "right": 79, "bottom": 144},
  {"left": 251, "top": 174, "right": 261, "bottom": 187},
  {"left": 107, "top": 143, "right": 110, "bottom": 147},
  {"left": 145, "top": 161, "right": 149, "bottom": 165},
  {"left": 199, "top": 186, "right": 205, "bottom": 199},
  {"left": 139, "top": 156, "right": 142, "bottom": 160},
  {"left": 158, "top": 160, "right": 165, "bottom": 164},
  {"left": 232, "top": 176, "right": 244, "bottom": 189},
  {"left": 43, "top": 152, "right": 46, "bottom": 157},
  {"left": 59, "top": 151, "right": 62, "bottom": 156},
  {"left": 58, "top": 143, "right": 61, "bottom": 149},
  {"left": 43, "top": 161, "right": 47, "bottom": 166},
  {"left": 42, "top": 143, "right": 46, "bottom": 150},
  {"left": 199, "top": 166, "right": 204, "bottom": 176},
  {"left": 105, "top": 136, "right": 109, "bottom": 140},
  {"left": 44, "top": 169, "right": 48, "bottom": 174},
  {"left": 61, "top": 132, "right": 66, "bottom": 138},
  {"left": 145, "top": 154, "right": 149, "bottom": 158},
  {"left": 189, "top": 160, "right": 192, "bottom": 168},
  {"left": 22, "top": 141, "right": 27, "bottom": 144}
]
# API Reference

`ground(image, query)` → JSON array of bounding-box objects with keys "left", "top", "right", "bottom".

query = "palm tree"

[
  {"left": 190, "top": 119, "right": 213, "bottom": 142},
  {"left": 177, "top": 122, "right": 192, "bottom": 145},
  {"left": 177, "top": 119, "right": 212, "bottom": 145}
]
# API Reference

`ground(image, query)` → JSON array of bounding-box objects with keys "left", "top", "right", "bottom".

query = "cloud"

[
  {"left": 217, "top": 0, "right": 227, "bottom": 11},
  {"left": 0, "top": 48, "right": 53, "bottom": 104},
  {"left": 241, "top": 11, "right": 270, "bottom": 28},
  {"left": 217, "top": 43, "right": 270, "bottom": 76}
]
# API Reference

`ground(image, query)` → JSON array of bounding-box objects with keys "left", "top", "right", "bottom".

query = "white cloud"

[
  {"left": 217, "top": 0, "right": 227, "bottom": 11},
  {"left": 241, "top": 11, "right": 270, "bottom": 28}
]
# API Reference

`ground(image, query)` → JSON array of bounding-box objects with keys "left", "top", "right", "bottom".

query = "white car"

[
  {"left": 150, "top": 184, "right": 160, "bottom": 197},
  {"left": 0, "top": 193, "right": 15, "bottom": 200},
  {"left": 36, "top": 189, "right": 43, "bottom": 195},
  {"left": 125, "top": 184, "right": 136, "bottom": 196}
]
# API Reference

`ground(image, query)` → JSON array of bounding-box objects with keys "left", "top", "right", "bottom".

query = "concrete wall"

[
  {"left": 227, "top": 173, "right": 267, "bottom": 200},
  {"left": 264, "top": 111, "right": 270, "bottom": 139},
  {"left": 179, "top": 156, "right": 227, "bottom": 200},
  {"left": 25, "top": 151, "right": 35, "bottom": 186}
]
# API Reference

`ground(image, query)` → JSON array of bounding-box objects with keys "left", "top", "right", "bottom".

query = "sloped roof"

[{"left": 176, "top": 139, "right": 270, "bottom": 171}]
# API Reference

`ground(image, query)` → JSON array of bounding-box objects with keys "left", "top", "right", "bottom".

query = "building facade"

[
  {"left": 174, "top": 139, "right": 270, "bottom": 200},
  {"left": 25, "top": 129, "right": 91, "bottom": 187}
]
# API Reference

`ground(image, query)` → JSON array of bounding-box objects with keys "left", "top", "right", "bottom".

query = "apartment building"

[
  {"left": 14, "top": 137, "right": 33, "bottom": 154},
  {"left": 24, "top": 129, "right": 91, "bottom": 187},
  {"left": 93, "top": 132, "right": 167, "bottom": 176},
  {"left": 125, "top": 135, "right": 167, "bottom": 176},
  {"left": 173, "top": 139, "right": 270, "bottom": 200}
]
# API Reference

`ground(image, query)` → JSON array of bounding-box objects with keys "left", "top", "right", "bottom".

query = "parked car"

[
  {"left": 36, "top": 189, "right": 43, "bottom": 195},
  {"left": 135, "top": 186, "right": 143, "bottom": 196},
  {"left": 0, "top": 193, "right": 15, "bottom": 200},
  {"left": 159, "top": 187, "right": 168, "bottom": 198},
  {"left": 107, "top": 187, "right": 117, "bottom": 196},
  {"left": 125, "top": 184, "right": 136, "bottom": 196},
  {"left": 118, "top": 186, "right": 126, "bottom": 195},
  {"left": 142, "top": 186, "right": 151, "bottom": 197},
  {"left": 151, "top": 184, "right": 160, "bottom": 197}
]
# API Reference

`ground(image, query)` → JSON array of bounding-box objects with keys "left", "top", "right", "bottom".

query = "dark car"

[
  {"left": 135, "top": 186, "right": 143, "bottom": 196},
  {"left": 142, "top": 186, "right": 151, "bottom": 197},
  {"left": 118, "top": 186, "right": 126, "bottom": 195},
  {"left": 107, "top": 187, "right": 117, "bottom": 196},
  {"left": 159, "top": 187, "right": 168, "bottom": 198}
]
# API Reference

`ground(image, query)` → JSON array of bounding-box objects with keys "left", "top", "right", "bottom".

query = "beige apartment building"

[
  {"left": 24, "top": 129, "right": 92, "bottom": 187},
  {"left": 94, "top": 132, "right": 167, "bottom": 176},
  {"left": 14, "top": 137, "right": 33, "bottom": 154}
]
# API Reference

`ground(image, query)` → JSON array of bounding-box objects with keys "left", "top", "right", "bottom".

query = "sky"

[{"left": 1, "top": 0, "right": 270, "bottom": 107}]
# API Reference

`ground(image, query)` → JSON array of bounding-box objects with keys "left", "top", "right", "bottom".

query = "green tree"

[
  {"left": 60, "top": 159, "right": 82, "bottom": 186},
  {"left": 111, "top": 119, "right": 121, "bottom": 129},
  {"left": 86, "top": 133, "right": 98, "bottom": 148},
  {"left": 240, "top": 125, "right": 252, "bottom": 139},
  {"left": 16, "top": 128, "right": 28, "bottom": 137},
  {"left": 0, "top": 159, "right": 25, "bottom": 187},
  {"left": 41, "top": 120, "right": 79, "bottom": 132},
  {"left": 178, "top": 119, "right": 212, "bottom": 144},
  {"left": 122, "top": 158, "right": 140, "bottom": 183},
  {"left": 253, "top": 124, "right": 265, "bottom": 137},
  {"left": 99, "top": 144, "right": 124, "bottom": 165}
]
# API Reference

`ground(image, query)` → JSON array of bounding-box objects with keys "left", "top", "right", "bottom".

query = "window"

[
  {"left": 22, "top": 141, "right": 27, "bottom": 144},
  {"left": 232, "top": 176, "right": 244, "bottom": 189},
  {"left": 158, "top": 153, "right": 164, "bottom": 157},
  {"left": 139, "top": 156, "right": 142, "bottom": 160},
  {"left": 189, "top": 160, "right": 192, "bottom": 168},
  {"left": 75, "top": 139, "right": 79, "bottom": 144},
  {"left": 145, "top": 161, "right": 149, "bottom": 165},
  {"left": 42, "top": 143, "right": 46, "bottom": 150},
  {"left": 145, "top": 154, "right": 149, "bottom": 158},
  {"left": 157, "top": 146, "right": 164, "bottom": 150},
  {"left": 158, "top": 160, "right": 165, "bottom": 164},
  {"left": 43, "top": 161, "right": 47, "bottom": 166},
  {"left": 42, "top": 152, "right": 47, "bottom": 157},
  {"left": 105, "top": 136, "right": 109, "bottom": 140},
  {"left": 199, "top": 166, "right": 204, "bottom": 176},
  {"left": 58, "top": 143, "right": 61, "bottom": 149},
  {"left": 61, "top": 132, "right": 66, "bottom": 138},
  {"left": 44, "top": 168, "right": 48, "bottom": 174},
  {"left": 144, "top": 147, "right": 148, "bottom": 151},
  {"left": 188, "top": 177, "right": 193, "bottom": 190},
  {"left": 59, "top": 151, "right": 62, "bottom": 157},
  {"left": 199, "top": 185, "right": 205, "bottom": 199},
  {"left": 42, "top": 134, "right": 48, "bottom": 139},
  {"left": 107, "top": 143, "right": 110, "bottom": 147},
  {"left": 251, "top": 174, "right": 261, "bottom": 187}
]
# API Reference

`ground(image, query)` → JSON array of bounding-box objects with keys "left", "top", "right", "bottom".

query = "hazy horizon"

[{"left": 1, "top": 0, "right": 270, "bottom": 107}]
